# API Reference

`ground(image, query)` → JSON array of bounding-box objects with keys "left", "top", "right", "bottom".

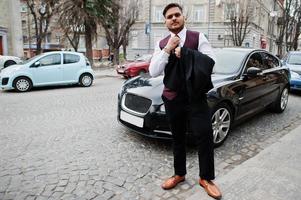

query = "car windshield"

[
  {"left": 135, "top": 54, "right": 152, "bottom": 62},
  {"left": 287, "top": 54, "right": 301, "bottom": 65},
  {"left": 213, "top": 49, "right": 247, "bottom": 74},
  {"left": 21, "top": 54, "right": 41, "bottom": 64}
]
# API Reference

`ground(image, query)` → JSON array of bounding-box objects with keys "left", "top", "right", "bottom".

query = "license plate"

[{"left": 120, "top": 111, "right": 144, "bottom": 128}]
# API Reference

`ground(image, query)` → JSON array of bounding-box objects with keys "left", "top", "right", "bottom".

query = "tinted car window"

[
  {"left": 63, "top": 54, "right": 80, "bottom": 64},
  {"left": 39, "top": 54, "right": 61, "bottom": 66},
  {"left": 245, "top": 52, "right": 264, "bottom": 71},
  {"left": 262, "top": 53, "right": 279, "bottom": 69}
]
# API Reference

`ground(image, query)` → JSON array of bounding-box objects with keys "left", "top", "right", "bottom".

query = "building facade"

[
  {"left": 0, "top": 0, "right": 23, "bottom": 57},
  {"left": 126, "top": 0, "right": 284, "bottom": 59}
]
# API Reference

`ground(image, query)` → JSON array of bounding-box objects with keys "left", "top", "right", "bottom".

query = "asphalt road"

[{"left": 0, "top": 77, "right": 300, "bottom": 200}]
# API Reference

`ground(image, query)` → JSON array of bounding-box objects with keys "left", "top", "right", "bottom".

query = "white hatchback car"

[
  {"left": 0, "top": 55, "right": 22, "bottom": 69},
  {"left": 0, "top": 51, "right": 94, "bottom": 92}
]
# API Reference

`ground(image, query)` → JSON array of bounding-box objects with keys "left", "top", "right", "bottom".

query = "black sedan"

[{"left": 117, "top": 48, "right": 290, "bottom": 147}]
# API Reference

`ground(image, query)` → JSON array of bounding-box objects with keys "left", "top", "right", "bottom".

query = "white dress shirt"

[{"left": 149, "top": 27, "right": 216, "bottom": 77}]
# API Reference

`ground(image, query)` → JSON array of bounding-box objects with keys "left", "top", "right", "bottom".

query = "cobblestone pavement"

[{"left": 0, "top": 77, "right": 301, "bottom": 200}]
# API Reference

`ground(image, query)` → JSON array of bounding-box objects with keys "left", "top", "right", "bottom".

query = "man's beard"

[{"left": 168, "top": 23, "right": 184, "bottom": 34}]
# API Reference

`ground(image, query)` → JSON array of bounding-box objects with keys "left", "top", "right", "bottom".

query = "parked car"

[
  {"left": 0, "top": 51, "right": 94, "bottom": 92},
  {"left": 282, "top": 51, "right": 301, "bottom": 91},
  {"left": 116, "top": 54, "right": 152, "bottom": 78},
  {"left": 0, "top": 55, "right": 22, "bottom": 69},
  {"left": 117, "top": 48, "right": 290, "bottom": 147}
]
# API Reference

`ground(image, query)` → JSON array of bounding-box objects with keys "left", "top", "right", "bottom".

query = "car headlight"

[
  {"left": 159, "top": 104, "right": 166, "bottom": 112},
  {"left": 291, "top": 71, "right": 300, "bottom": 79}
]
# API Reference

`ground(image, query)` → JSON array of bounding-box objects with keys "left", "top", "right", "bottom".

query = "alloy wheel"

[
  {"left": 211, "top": 107, "right": 231, "bottom": 144},
  {"left": 280, "top": 87, "right": 289, "bottom": 110}
]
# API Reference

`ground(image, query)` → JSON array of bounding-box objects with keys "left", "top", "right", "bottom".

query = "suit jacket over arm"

[{"left": 164, "top": 46, "right": 215, "bottom": 102}]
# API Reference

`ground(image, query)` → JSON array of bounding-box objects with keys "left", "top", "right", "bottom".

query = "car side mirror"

[
  {"left": 246, "top": 67, "right": 262, "bottom": 77},
  {"left": 34, "top": 61, "right": 40, "bottom": 67}
]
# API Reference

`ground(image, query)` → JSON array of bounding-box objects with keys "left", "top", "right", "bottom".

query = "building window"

[
  {"left": 23, "top": 35, "right": 28, "bottom": 43},
  {"left": 21, "top": 5, "right": 27, "bottom": 13},
  {"left": 224, "top": 3, "right": 237, "bottom": 20},
  {"left": 154, "top": 6, "right": 164, "bottom": 22},
  {"left": 22, "top": 20, "right": 27, "bottom": 28},
  {"left": 193, "top": 5, "right": 206, "bottom": 22}
]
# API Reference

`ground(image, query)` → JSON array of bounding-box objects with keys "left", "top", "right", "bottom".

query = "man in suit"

[{"left": 149, "top": 3, "right": 222, "bottom": 199}]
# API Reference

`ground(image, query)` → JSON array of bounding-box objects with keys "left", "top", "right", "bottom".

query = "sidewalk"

[
  {"left": 92, "top": 66, "right": 119, "bottom": 79},
  {"left": 187, "top": 124, "right": 301, "bottom": 200}
]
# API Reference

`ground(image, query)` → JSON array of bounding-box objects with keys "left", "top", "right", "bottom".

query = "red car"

[{"left": 116, "top": 54, "right": 152, "bottom": 78}]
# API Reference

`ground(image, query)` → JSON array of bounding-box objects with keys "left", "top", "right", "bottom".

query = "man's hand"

[
  {"left": 175, "top": 47, "right": 181, "bottom": 58},
  {"left": 164, "top": 36, "right": 180, "bottom": 54}
]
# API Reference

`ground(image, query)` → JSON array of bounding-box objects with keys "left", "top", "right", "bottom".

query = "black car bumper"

[{"left": 117, "top": 107, "right": 172, "bottom": 139}]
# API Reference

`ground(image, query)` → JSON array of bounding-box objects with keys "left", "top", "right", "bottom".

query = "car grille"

[{"left": 122, "top": 93, "right": 152, "bottom": 114}]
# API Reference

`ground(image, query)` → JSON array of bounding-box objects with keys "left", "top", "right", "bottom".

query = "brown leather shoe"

[
  {"left": 161, "top": 175, "right": 185, "bottom": 190},
  {"left": 199, "top": 179, "right": 222, "bottom": 199}
]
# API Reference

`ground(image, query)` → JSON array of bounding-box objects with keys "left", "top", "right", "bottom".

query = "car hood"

[
  {"left": 123, "top": 73, "right": 235, "bottom": 104},
  {"left": 286, "top": 63, "right": 301, "bottom": 74},
  {"left": 0, "top": 64, "right": 25, "bottom": 74}
]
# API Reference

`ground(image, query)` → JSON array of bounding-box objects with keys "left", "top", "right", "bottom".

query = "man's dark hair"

[{"left": 162, "top": 3, "right": 183, "bottom": 17}]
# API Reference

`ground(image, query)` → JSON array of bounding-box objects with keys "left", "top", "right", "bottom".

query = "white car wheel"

[
  {"left": 13, "top": 77, "right": 32, "bottom": 92},
  {"left": 79, "top": 74, "right": 93, "bottom": 87}
]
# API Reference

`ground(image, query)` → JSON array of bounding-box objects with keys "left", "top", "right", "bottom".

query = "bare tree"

[
  {"left": 277, "top": 0, "right": 296, "bottom": 55},
  {"left": 292, "top": 10, "right": 301, "bottom": 50},
  {"left": 60, "top": 23, "right": 83, "bottom": 52},
  {"left": 226, "top": 0, "right": 252, "bottom": 46},
  {"left": 288, "top": 0, "right": 301, "bottom": 51},
  {"left": 57, "top": 1, "right": 85, "bottom": 52},
  {"left": 99, "top": 0, "right": 139, "bottom": 65},
  {"left": 26, "top": 0, "right": 58, "bottom": 54}
]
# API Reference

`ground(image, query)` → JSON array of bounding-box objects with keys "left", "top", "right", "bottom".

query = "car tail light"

[{"left": 85, "top": 58, "right": 90, "bottom": 66}]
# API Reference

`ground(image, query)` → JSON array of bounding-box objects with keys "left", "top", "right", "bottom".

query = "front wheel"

[
  {"left": 13, "top": 77, "right": 32, "bottom": 92},
  {"left": 270, "top": 86, "right": 289, "bottom": 113},
  {"left": 79, "top": 74, "right": 93, "bottom": 87},
  {"left": 211, "top": 103, "right": 233, "bottom": 147}
]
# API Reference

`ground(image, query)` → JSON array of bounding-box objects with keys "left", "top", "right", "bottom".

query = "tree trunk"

[
  {"left": 36, "top": 38, "right": 42, "bottom": 54},
  {"left": 85, "top": 23, "right": 93, "bottom": 66},
  {"left": 293, "top": 21, "right": 300, "bottom": 50},
  {"left": 112, "top": 48, "right": 119, "bottom": 65},
  {"left": 123, "top": 44, "right": 127, "bottom": 60}
]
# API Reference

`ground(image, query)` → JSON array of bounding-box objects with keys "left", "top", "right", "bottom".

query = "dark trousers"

[{"left": 162, "top": 94, "right": 215, "bottom": 180}]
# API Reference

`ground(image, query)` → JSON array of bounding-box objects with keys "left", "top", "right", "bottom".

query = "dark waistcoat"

[{"left": 159, "top": 30, "right": 199, "bottom": 100}]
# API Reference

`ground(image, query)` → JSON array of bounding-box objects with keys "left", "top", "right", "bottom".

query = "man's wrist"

[{"left": 163, "top": 46, "right": 171, "bottom": 54}]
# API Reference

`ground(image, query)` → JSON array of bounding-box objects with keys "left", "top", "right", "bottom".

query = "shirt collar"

[{"left": 170, "top": 27, "right": 187, "bottom": 40}]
